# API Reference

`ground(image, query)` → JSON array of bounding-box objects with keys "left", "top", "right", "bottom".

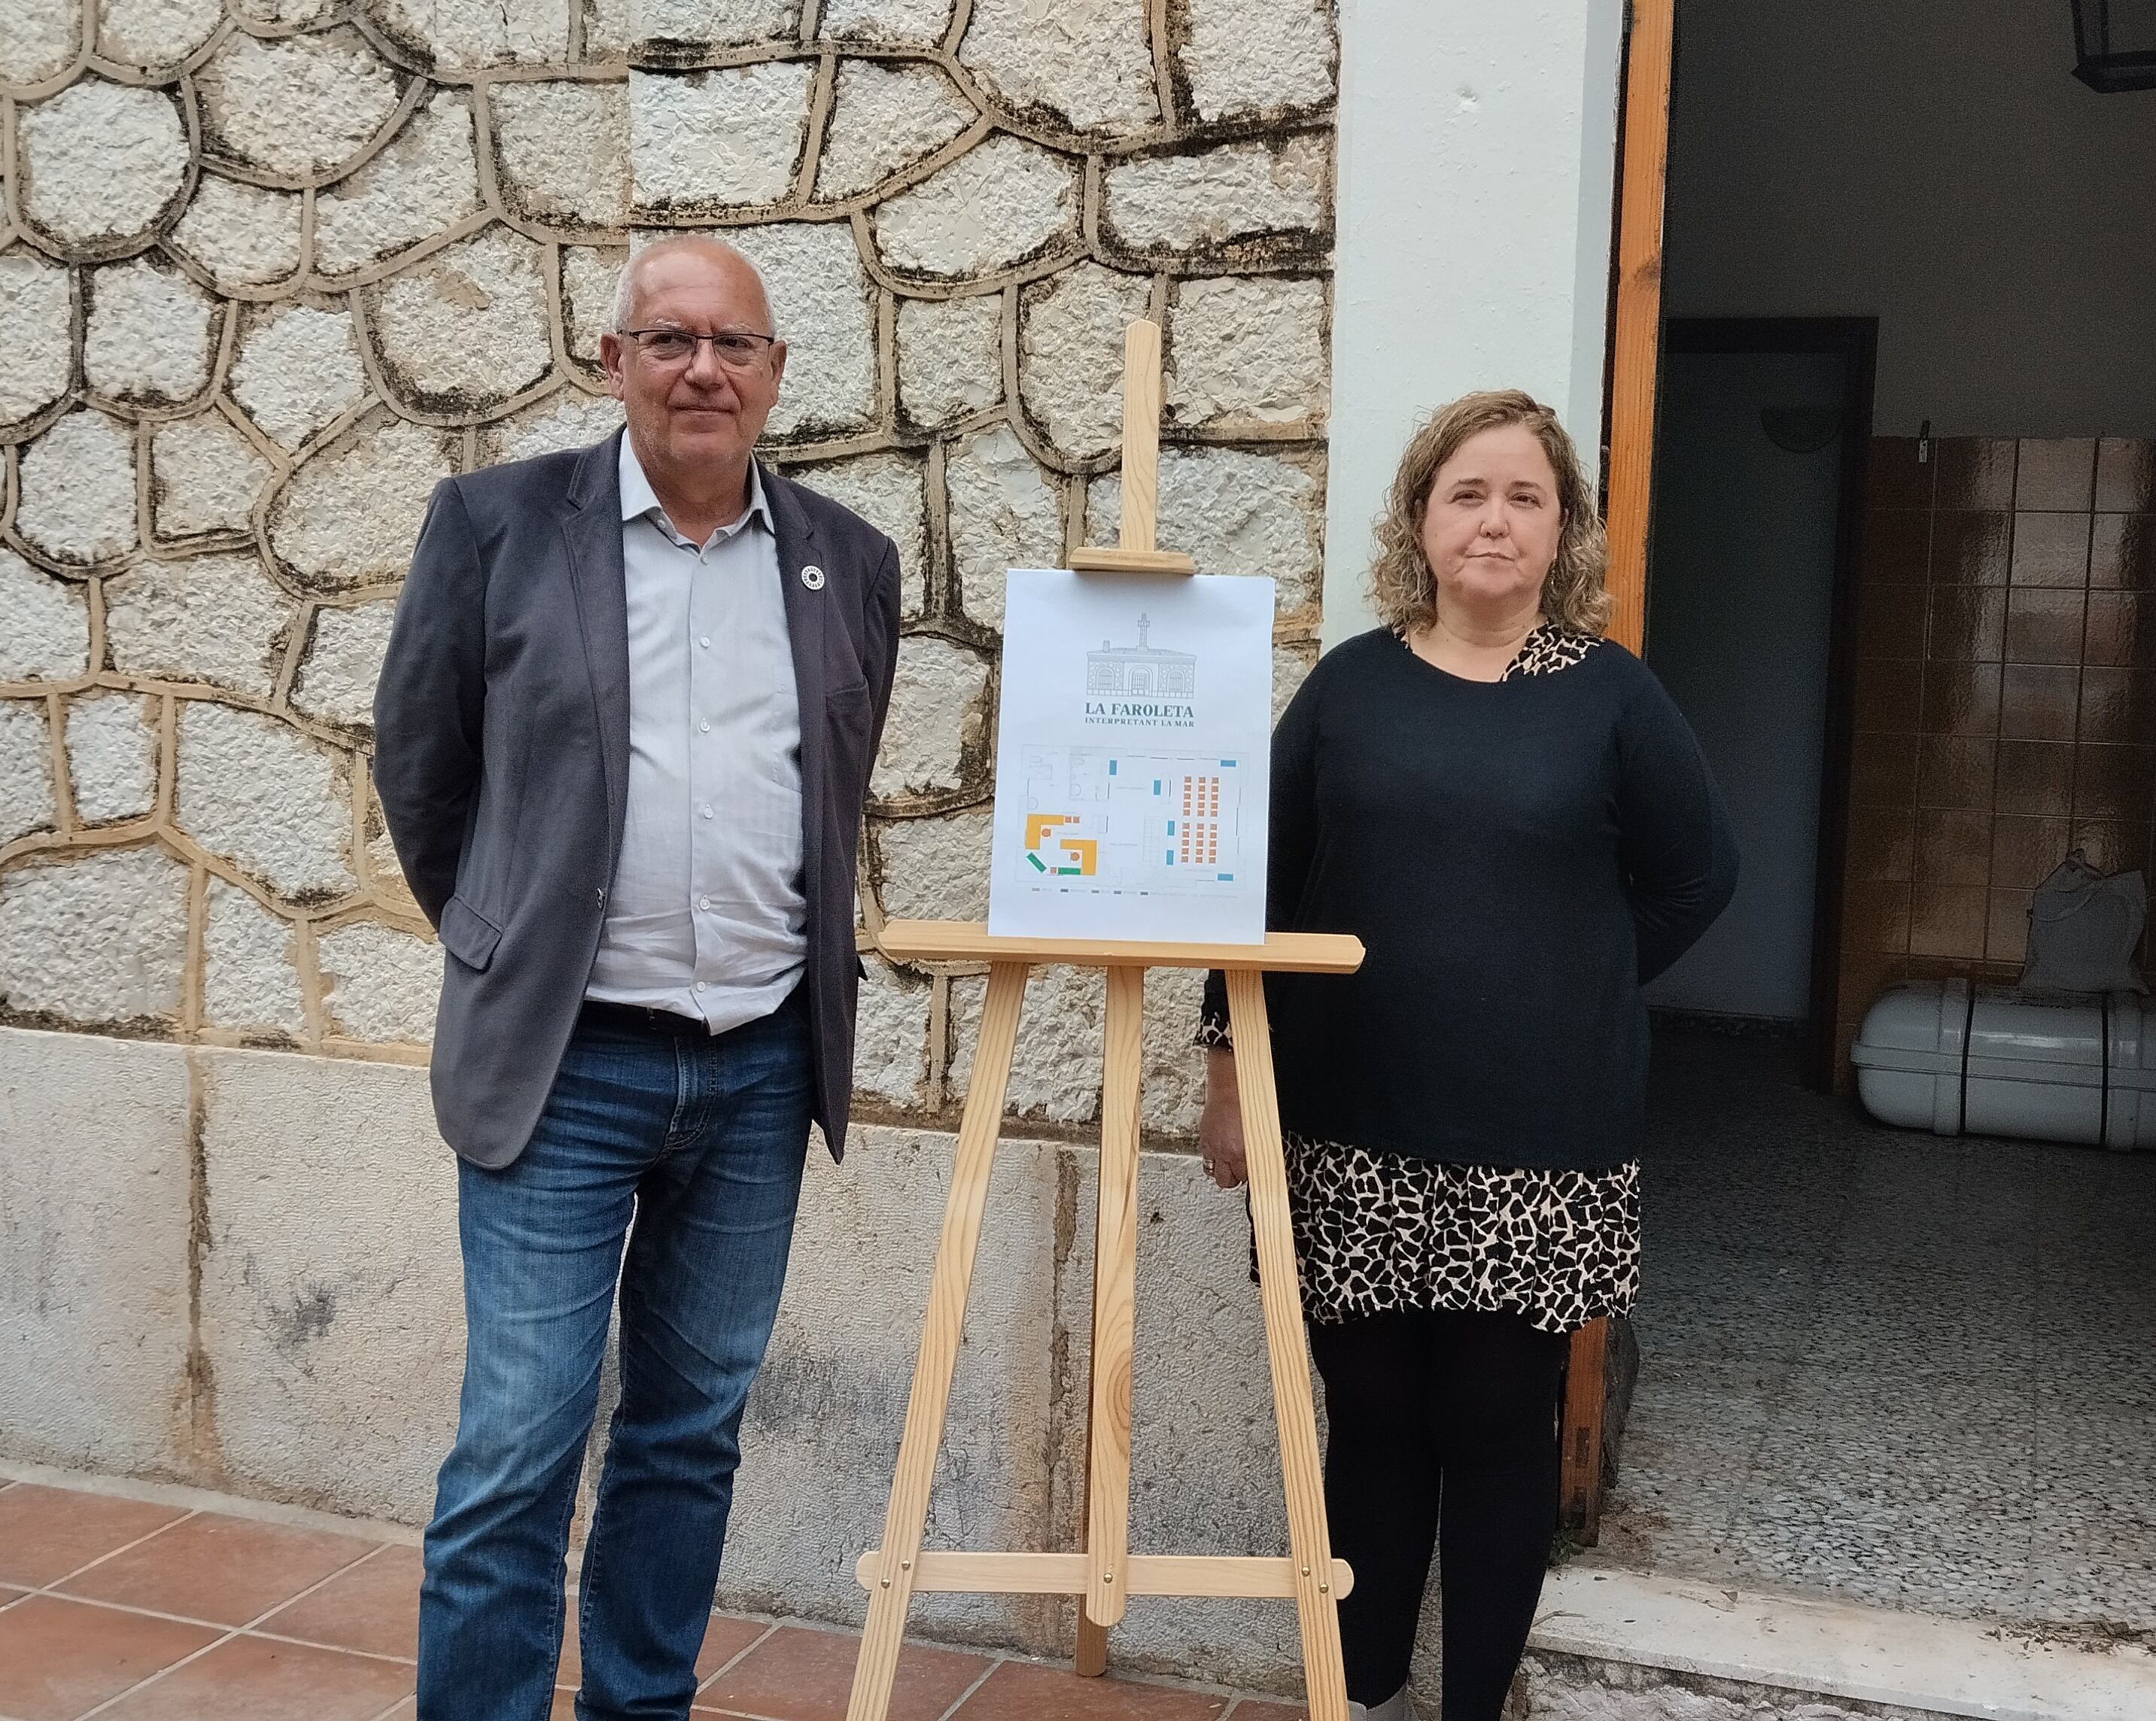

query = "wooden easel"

[{"left": 844, "top": 324, "right": 1365, "bottom": 1721}]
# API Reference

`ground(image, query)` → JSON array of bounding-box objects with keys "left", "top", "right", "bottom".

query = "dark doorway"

[{"left": 1641, "top": 318, "right": 1875, "bottom": 1086}]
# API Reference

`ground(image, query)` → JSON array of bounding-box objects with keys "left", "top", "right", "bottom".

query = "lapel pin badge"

[{"left": 801, "top": 564, "right": 826, "bottom": 591}]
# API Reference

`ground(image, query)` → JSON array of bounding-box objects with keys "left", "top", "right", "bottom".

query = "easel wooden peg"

[{"left": 845, "top": 322, "right": 1362, "bottom": 1721}]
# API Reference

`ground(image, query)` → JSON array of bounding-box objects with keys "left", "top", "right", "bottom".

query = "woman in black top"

[{"left": 1198, "top": 391, "right": 1736, "bottom": 1721}]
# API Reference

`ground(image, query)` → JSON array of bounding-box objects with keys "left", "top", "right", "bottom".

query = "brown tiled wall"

[{"left": 1837, "top": 436, "right": 2156, "bottom": 1081}]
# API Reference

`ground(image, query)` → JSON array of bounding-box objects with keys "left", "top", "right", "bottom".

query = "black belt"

[
  {"left": 578, "top": 986, "right": 807, "bottom": 1040},
  {"left": 579, "top": 999, "right": 710, "bottom": 1038}
]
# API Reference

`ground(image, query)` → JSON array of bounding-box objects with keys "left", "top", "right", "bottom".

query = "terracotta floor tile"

[
  {"left": 1224, "top": 1704, "right": 1306, "bottom": 1721},
  {"left": 0, "top": 1487, "right": 189, "bottom": 1588},
  {"left": 0, "top": 1595, "right": 220, "bottom": 1721},
  {"left": 58, "top": 1512, "right": 383, "bottom": 1628},
  {"left": 692, "top": 1623, "right": 990, "bottom": 1720},
  {"left": 954, "top": 1661, "right": 1231, "bottom": 1721},
  {"left": 95, "top": 1634, "right": 416, "bottom": 1719},
  {"left": 257, "top": 1543, "right": 422, "bottom": 1660}
]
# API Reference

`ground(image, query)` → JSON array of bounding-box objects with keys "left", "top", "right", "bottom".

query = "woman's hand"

[{"left": 1197, "top": 1046, "right": 1247, "bottom": 1189}]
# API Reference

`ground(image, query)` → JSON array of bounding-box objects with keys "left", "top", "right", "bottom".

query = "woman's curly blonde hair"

[{"left": 1368, "top": 389, "right": 1611, "bottom": 637}]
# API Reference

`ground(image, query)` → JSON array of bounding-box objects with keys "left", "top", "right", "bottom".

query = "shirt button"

[
  {"left": 701, "top": 804, "right": 714, "bottom": 819},
  {"left": 698, "top": 895, "right": 713, "bottom": 910},
  {"left": 698, "top": 635, "right": 712, "bottom": 649},
  {"left": 694, "top": 981, "right": 707, "bottom": 993},
  {"left": 699, "top": 719, "right": 712, "bottom": 733}
]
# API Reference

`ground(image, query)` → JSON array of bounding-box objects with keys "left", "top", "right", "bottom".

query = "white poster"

[{"left": 987, "top": 568, "right": 1273, "bottom": 944}]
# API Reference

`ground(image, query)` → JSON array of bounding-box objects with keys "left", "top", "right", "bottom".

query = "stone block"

[
  {"left": 583, "top": 0, "right": 630, "bottom": 55},
  {"left": 1051, "top": 1144, "right": 1303, "bottom": 1689},
  {"left": 365, "top": 227, "right": 553, "bottom": 415},
  {"left": 365, "top": 0, "right": 570, "bottom": 70},
  {"left": 782, "top": 450, "right": 926, "bottom": 618},
  {"left": 84, "top": 258, "right": 218, "bottom": 409},
  {"left": 312, "top": 90, "right": 482, "bottom": 281},
  {"left": 14, "top": 409, "right": 138, "bottom": 569},
  {"left": 104, "top": 552, "right": 292, "bottom": 700},
  {"left": 176, "top": 702, "right": 354, "bottom": 902},
  {"left": 1088, "top": 446, "right": 1323, "bottom": 613},
  {"left": 725, "top": 223, "right": 877, "bottom": 440},
  {"left": 1101, "top": 134, "right": 1328, "bottom": 257},
  {"left": 1273, "top": 638, "right": 1315, "bottom": 724},
  {"left": 815, "top": 59, "right": 974, "bottom": 203},
  {"left": 0, "top": 845, "right": 190, "bottom": 1025},
  {"left": 316, "top": 921, "right": 440, "bottom": 1043},
  {"left": 944, "top": 425, "right": 1063, "bottom": 630},
  {"left": 196, "top": 1047, "right": 461, "bottom": 1522},
  {"left": 292, "top": 600, "right": 399, "bottom": 732},
  {"left": 489, "top": 80, "right": 630, "bottom": 236},
  {"left": 201, "top": 876, "right": 305, "bottom": 1036},
  {"left": 63, "top": 691, "right": 160, "bottom": 826},
  {"left": 0, "top": 253, "right": 73, "bottom": 432},
  {"left": 874, "top": 807, "right": 990, "bottom": 922},
  {"left": 230, "top": 303, "right": 369, "bottom": 453},
  {"left": 896, "top": 292, "right": 1002, "bottom": 430},
  {"left": 1165, "top": 275, "right": 1329, "bottom": 430},
  {"left": 0, "top": 0, "right": 80, "bottom": 84},
  {"left": 267, "top": 417, "right": 456, "bottom": 594},
  {"left": 230, "top": 0, "right": 334, "bottom": 23},
  {"left": 853, "top": 957, "right": 931, "bottom": 1107},
  {"left": 1179, "top": 0, "right": 1336, "bottom": 123},
  {"left": 716, "top": 1124, "right": 1060, "bottom": 1647},
  {"left": 1140, "top": 964, "right": 1208, "bottom": 1134},
  {"left": 15, "top": 78, "right": 189, "bottom": 257},
  {"left": 476, "top": 390, "right": 625, "bottom": 466},
  {"left": 0, "top": 551, "right": 90, "bottom": 683},
  {"left": 871, "top": 635, "right": 990, "bottom": 801},
  {"left": 959, "top": 0, "right": 1157, "bottom": 135},
  {"left": 631, "top": 62, "right": 816, "bottom": 214},
  {"left": 195, "top": 26, "right": 405, "bottom": 183},
  {"left": 871, "top": 135, "right": 1079, "bottom": 281},
  {"left": 168, "top": 175, "right": 304, "bottom": 293},
  {"left": 97, "top": 0, "right": 222, "bottom": 71},
  {"left": 635, "top": 0, "right": 798, "bottom": 50},
  {"left": 948, "top": 963, "right": 1103, "bottom": 1124},
  {"left": 0, "top": 1028, "right": 193, "bottom": 1478},
  {"left": 0, "top": 701, "right": 53, "bottom": 847},
  {"left": 818, "top": 0, "right": 951, "bottom": 46},
  {"left": 150, "top": 416, "right": 275, "bottom": 543},
  {"left": 1018, "top": 262, "right": 1153, "bottom": 461},
  {"left": 562, "top": 246, "right": 625, "bottom": 366}
]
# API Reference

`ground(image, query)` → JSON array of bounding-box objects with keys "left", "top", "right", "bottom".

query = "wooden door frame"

[
  {"left": 1562, "top": 0, "right": 1674, "bottom": 1546},
  {"left": 1656, "top": 317, "right": 1879, "bottom": 1090}
]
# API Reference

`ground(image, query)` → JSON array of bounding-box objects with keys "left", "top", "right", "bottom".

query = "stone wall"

[
  {"left": 2, "top": 0, "right": 1342, "bottom": 1689},
  {"left": 0, "top": 1, "right": 1336, "bottom": 1146},
  {"left": 0, "top": 1, "right": 629, "bottom": 1057}
]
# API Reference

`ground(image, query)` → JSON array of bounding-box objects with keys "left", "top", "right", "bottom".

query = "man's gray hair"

[{"left": 609, "top": 236, "right": 777, "bottom": 336}]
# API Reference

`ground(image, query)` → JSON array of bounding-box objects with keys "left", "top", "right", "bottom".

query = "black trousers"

[{"left": 1307, "top": 1307, "right": 1568, "bottom": 1719}]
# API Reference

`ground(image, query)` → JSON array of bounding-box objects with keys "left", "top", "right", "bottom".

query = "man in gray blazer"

[{"left": 374, "top": 236, "right": 900, "bottom": 1721}]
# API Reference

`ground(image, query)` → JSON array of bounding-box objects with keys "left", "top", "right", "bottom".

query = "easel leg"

[
  {"left": 1226, "top": 971, "right": 1351, "bottom": 1721},
  {"left": 1080, "top": 966, "right": 1145, "bottom": 1656},
  {"left": 847, "top": 961, "right": 1031, "bottom": 1721}
]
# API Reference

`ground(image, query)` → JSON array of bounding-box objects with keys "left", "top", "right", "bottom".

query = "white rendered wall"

[{"left": 1323, "top": 0, "right": 1626, "bottom": 646}]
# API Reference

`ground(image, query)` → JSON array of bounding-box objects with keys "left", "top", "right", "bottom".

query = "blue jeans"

[{"left": 417, "top": 1001, "right": 813, "bottom": 1721}]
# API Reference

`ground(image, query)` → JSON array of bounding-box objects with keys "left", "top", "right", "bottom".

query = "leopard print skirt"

[{"left": 1280, "top": 1133, "right": 1639, "bottom": 1333}]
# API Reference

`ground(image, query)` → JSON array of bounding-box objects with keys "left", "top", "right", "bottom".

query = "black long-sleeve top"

[{"left": 1202, "top": 628, "right": 1738, "bottom": 1172}]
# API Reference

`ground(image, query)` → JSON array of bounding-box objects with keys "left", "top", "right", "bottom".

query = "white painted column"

[{"left": 1322, "top": 0, "right": 1627, "bottom": 647}]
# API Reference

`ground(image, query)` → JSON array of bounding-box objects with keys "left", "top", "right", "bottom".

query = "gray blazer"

[{"left": 373, "top": 431, "right": 902, "bottom": 1169}]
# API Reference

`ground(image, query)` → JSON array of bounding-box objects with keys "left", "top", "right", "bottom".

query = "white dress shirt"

[{"left": 585, "top": 436, "right": 806, "bottom": 1029}]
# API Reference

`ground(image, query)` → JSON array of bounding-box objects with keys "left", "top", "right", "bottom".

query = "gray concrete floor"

[{"left": 1593, "top": 1025, "right": 2156, "bottom": 1633}]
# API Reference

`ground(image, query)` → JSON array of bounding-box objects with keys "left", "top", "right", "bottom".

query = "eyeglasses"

[{"left": 619, "top": 328, "right": 779, "bottom": 368}]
